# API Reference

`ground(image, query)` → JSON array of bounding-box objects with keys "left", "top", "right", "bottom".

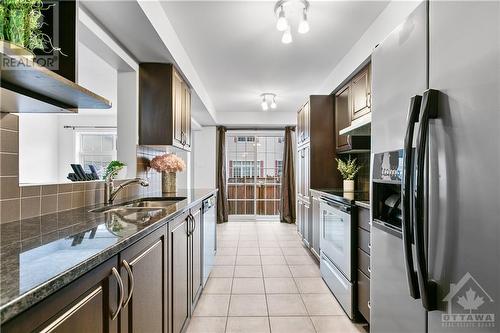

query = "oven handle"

[{"left": 320, "top": 197, "right": 351, "bottom": 213}]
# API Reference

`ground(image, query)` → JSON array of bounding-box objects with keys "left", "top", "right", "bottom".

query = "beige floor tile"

[
  {"left": 236, "top": 255, "right": 261, "bottom": 266},
  {"left": 269, "top": 317, "right": 315, "bottom": 333},
  {"left": 232, "top": 278, "right": 265, "bottom": 294},
  {"left": 229, "top": 295, "right": 268, "bottom": 316},
  {"left": 217, "top": 247, "right": 238, "bottom": 256},
  {"left": 218, "top": 240, "right": 239, "bottom": 248},
  {"left": 226, "top": 317, "right": 270, "bottom": 333},
  {"left": 266, "top": 294, "right": 307, "bottom": 316},
  {"left": 294, "top": 277, "right": 331, "bottom": 294},
  {"left": 237, "top": 247, "right": 260, "bottom": 256},
  {"left": 264, "top": 278, "right": 299, "bottom": 294},
  {"left": 214, "top": 255, "right": 236, "bottom": 266},
  {"left": 279, "top": 240, "right": 303, "bottom": 248},
  {"left": 310, "top": 316, "right": 366, "bottom": 333},
  {"left": 210, "top": 266, "right": 234, "bottom": 278},
  {"left": 301, "top": 294, "right": 344, "bottom": 315},
  {"left": 281, "top": 247, "right": 309, "bottom": 256},
  {"left": 234, "top": 266, "right": 263, "bottom": 278},
  {"left": 260, "top": 255, "right": 286, "bottom": 265},
  {"left": 239, "top": 234, "right": 258, "bottom": 240},
  {"left": 186, "top": 317, "right": 227, "bottom": 333},
  {"left": 262, "top": 265, "right": 292, "bottom": 278},
  {"left": 204, "top": 278, "right": 233, "bottom": 294},
  {"left": 289, "top": 265, "right": 321, "bottom": 278},
  {"left": 259, "top": 240, "right": 280, "bottom": 248},
  {"left": 259, "top": 247, "right": 282, "bottom": 256},
  {"left": 193, "top": 294, "right": 230, "bottom": 316},
  {"left": 238, "top": 240, "right": 259, "bottom": 248},
  {"left": 285, "top": 255, "right": 317, "bottom": 265}
]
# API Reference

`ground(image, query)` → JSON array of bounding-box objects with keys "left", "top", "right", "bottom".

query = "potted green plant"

[
  {"left": 0, "top": 0, "right": 46, "bottom": 58},
  {"left": 103, "top": 160, "right": 126, "bottom": 181},
  {"left": 335, "top": 156, "right": 362, "bottom": 199}
]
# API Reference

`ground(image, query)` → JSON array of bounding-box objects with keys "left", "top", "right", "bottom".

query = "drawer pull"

[
  {"left": 367, "top": 266, "right": 371, "bottom": 273},
  {"left": 367, "top": 301, "right": 371, "bottom": 309}
]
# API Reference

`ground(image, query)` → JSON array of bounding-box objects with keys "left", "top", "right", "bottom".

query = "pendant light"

[
  {"left": 276, "top": 6, "right": 288, "bottom": 32},
  {"left": 274, "top": 0, "right": 310, "bottom": 44},
  {"left": 260, "top": 93, "right": 277, "bottom": 110}
]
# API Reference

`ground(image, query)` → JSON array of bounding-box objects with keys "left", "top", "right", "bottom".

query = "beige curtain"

[
  {"left": 216, "top": 126, "right": 229, "bottom": 223},
  {"left": 280, "top": 126, "right": 296, "bottom": 223}
]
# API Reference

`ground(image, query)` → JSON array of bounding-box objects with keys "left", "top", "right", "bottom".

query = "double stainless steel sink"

[{"left": 90, "top": 197, "right": 187, "bottom": 214}]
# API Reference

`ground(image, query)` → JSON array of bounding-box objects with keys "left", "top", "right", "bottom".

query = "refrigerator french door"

[{"left": 371, "top": 1, "right": 500, "bottom": 333}]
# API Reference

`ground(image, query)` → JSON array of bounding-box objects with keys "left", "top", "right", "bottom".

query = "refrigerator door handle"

[
  {"left": 402, "top": 94, "right": 422, "bottom": 300},
  {"left": 414, "top": 89, "right": 439, "bottom": 311}
]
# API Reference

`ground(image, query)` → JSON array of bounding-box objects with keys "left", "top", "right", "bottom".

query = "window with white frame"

[{"left": 76, "top": 131, "right": 117, "bottom": 176}]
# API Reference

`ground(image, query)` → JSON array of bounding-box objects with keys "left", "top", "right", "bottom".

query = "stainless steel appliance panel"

[
  {"left": 202, "top": 195, "right": 217, "bottom": 286},
  {"left": 427, "top": 2, "right": 500, "bottom": 332},
  {"left": 371, "top": 225, "right": 425, "bottom": 333},
  {"left": 320, "top": 201, "right": 352, "bottom": 279},
  {"left": 371, "top": 2, "right": 428, "bottom": 154},
  {"left": 320, "top": 253, "right": 354, "bottom": 319}
]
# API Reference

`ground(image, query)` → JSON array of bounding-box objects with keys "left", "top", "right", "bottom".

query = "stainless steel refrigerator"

[{"left": 371, "top": 1, "right": 500, "bottom": 332}]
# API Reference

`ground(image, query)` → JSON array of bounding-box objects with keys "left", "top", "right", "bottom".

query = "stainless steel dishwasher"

[{"left": 202, "top": 195, "right": 216, "bottom": 286}]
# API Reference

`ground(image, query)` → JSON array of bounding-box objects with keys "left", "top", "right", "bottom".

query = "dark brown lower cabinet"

[
  {"left": 120, "top": 227, "right": 167, "bottom": 333},
  {"left": 3, "top": 203, "right": 208, "bottom": 333},
  {"left": 169, "top": 211, "right": 191, "bottom": 333},
  {"left": 356, "top": 205, "right": 371, "bottom": 324},
  {"left": 2, "top": 256, "right": 120, "bottom": 333}
]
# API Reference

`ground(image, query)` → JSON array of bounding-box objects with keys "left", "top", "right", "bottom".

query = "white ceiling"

[{"left": 161, "top": 1, "right": 389, "bottom": 115}]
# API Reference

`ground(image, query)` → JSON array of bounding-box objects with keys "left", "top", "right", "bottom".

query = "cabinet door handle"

[
  {"left": 367, "top": 301, "right": 371, "bottom": 309},
  {"left": 111, "top": 267, "right": 124, "bottom": 320},
  {"left": 190, "top": 214, "right": 196, "bottom": 234},
  {"left": 122, "top": 260, "right": 135, "bottom": 308}
]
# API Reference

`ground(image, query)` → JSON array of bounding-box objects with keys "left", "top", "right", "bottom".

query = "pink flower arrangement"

[{"left": 150, "top": 154, "right": 186, "bottom": 173}]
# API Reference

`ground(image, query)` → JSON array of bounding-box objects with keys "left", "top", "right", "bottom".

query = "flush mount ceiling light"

[
  {"left": 260, "top": 93, "right": 277, "bottom": 111},
  {"left": 274, "top": 0, "right": 310, "bottom": 44}
]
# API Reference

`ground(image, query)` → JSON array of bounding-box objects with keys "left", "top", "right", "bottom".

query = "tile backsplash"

[{"left": 0, "top": 113, "right": 165, "bottom": 224}]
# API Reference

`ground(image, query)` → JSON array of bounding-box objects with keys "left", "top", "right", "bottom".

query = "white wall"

[
  {"left": 18, "top": 114, "right": 59, "bottom": 183},
  {"left": 117, "top": 71, "right": 139, "bottom": 179},
  {"left": 216, "top": 111, "right": 296, "bottom": 127},
  {"left": 193, "top": 126, "right": 217, "bottom": 189},
  {"left": 317, "top": 1, "right": 422, "bottom": 94},
  {"left": 78, "top": 42, "right": 118, "bottom": 115}
]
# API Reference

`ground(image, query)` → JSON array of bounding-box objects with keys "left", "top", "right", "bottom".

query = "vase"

[
  {"left": 343, "top": 179, "right": 355, "bottom": 200},
  {"left": 162, "top": 172, "right": 176, "bottom": 193}
]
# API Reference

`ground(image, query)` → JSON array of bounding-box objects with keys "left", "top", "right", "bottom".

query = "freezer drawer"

[{"left": 320, "top": 253, "right": 354, "bottom": 319}]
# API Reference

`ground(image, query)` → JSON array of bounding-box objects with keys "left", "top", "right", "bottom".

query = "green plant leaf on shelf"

[{"left": 335, "top": 155, "right": 362, "bottom": 180}]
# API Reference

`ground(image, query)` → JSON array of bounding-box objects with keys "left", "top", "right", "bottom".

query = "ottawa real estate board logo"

[{"left": 442, "top": 272, "right": 495, "bottom": 329}]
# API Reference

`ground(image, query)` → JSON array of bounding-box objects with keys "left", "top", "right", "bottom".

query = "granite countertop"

[{"left": 0, "top": 188, "right": 217, "bottom": 324}]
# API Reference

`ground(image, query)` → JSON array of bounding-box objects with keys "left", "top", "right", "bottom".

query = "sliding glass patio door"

[{"left": 226, "top": 131, "right": 284, "bottom": 220}]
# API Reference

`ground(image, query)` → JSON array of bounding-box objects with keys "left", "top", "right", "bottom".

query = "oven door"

[{"left": 319, "top": 200, "right": 352, "bottom": 280}]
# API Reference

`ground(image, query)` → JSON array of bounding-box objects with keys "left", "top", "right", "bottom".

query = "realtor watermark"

[{"left": 442, "top": 272, "right": 495, "bottom": 329}]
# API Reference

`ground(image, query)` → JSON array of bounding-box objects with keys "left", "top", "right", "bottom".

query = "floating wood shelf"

[{"left": 0, "top": 41, "right": 112, "bottom": 113}]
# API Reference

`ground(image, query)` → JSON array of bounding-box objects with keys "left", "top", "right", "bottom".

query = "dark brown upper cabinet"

[
  {"left": 335, "top": 84, "right": 352, "bottom": 152},
  {"left": 350, "top": 65, "right": 371, "bottom": 121},
  {"left": 139, "top": 63, "right": 192, "bottom": 151},
  {"left": 297, "top": 101, "right": 310, "bottom": 145},
  {"left": 335, "top": 64, "right": 371, "bottom": 153}
]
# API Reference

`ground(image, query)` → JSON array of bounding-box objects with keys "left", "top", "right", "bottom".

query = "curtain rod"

[
  {"left": 225, "top": 127, "right": 290, "bottom": 131},
  {"left": 63, "top": 125, "right": 117, "bottom": 130}
]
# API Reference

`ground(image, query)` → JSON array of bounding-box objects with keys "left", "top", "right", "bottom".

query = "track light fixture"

[
  {"left": 260, "top": 93, "right": 277, "bottom": 111},
  {"left": 274, "top": 0, "right": 310, "bottom": 44}
]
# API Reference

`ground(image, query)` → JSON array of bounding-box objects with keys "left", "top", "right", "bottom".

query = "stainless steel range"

[{"left": 317, "top": 190, "right": 367, "bottom": 319}]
